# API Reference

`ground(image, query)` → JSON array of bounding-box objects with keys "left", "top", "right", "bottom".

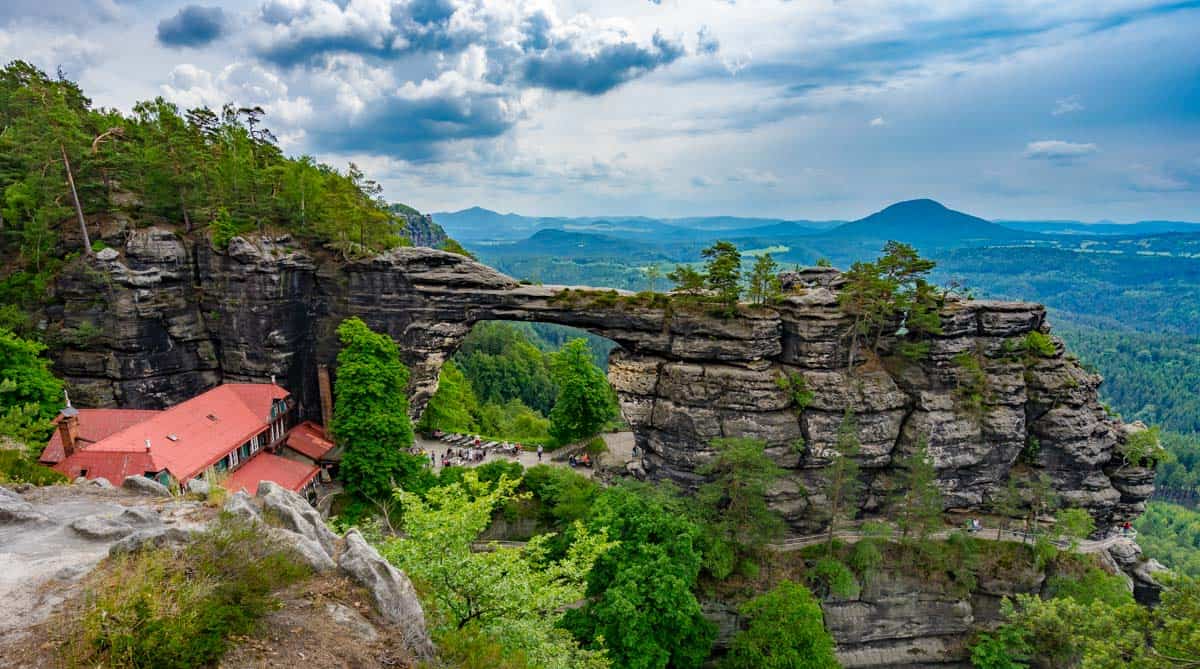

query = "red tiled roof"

[
  {"left": 286, "top": 421, "right": 335, "bottom": 461},
  {"left": 223, "top": 452, "right": 320, "bottom": 494},
  {"left": 53, "top": 449, "right": 157, "bottom": 484},
  {"left": 52, "top": 384, "right": 289, "bottom": 483},
  {"left": 40, "top": 409, "right": 159, "bottom": 464}
]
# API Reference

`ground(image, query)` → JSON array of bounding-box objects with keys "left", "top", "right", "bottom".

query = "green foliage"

[
  {"left": 521, "top": 464, "right": 601, "bottom": 529},
  {"left": 382, "top": 471, "right": 613, "bottom": 669},
  {"left": 667, "top": 264, "right": 705, "bottom": 295},
  {"left": 776, "top": 372, "right": 813, "bottom": 413},
  {"left": 455, "top": 321, "right": 558, "bottom": 415},
  {"left": 331, "top": 317, "right": 427, "bottom": 501},
  {"left": 839, "top": 241, "right": 941, "bottom": 368},
  {"left": 57, "top": 514, "right": 309, "bottom": 669},
  {"left": 1045, "top": 567, "right": 1134, "bottom": 608},
  {"left": 417, "top": 360, "right": 480, "bottom": 435},
  {"left": 1118, "top": 425, "right": 1167, "bottom": 468},
  {"left": 0, "top": 447, "right": 68, "bottom": 485},
  {"left": 696, "top": 437, "right": 786, "bottom": 579},
  {"left": 969, "top": 574, "right": 1200, "bottom": 669},
  {"left": 952, "top": 350, "right": 988, "bottom": 415},
  {"left": 0, "top": 62, "right": 410, "bottom": 277},
  {"left": 0, "top": 326, "right": 64, "bottom": 447},
  {"left": 440, "top": 237, "right": 476, "bottom": 259},
  {"left": 1054, "top": 507, "right": 1095, "bottom": 550},
  {"left": 746, "top": 253, "right": 782, "bottom": 306},
  {"left": 562, "top": 483, "right": 716, "bottom": 669},
  {"left": 824, "top": 410, "right": 862, "bottom": 553},
  {"left": 548, "top": 340, "right": 618, "bottom": 445},
  {"left": 1134, "top": 502, "right": 1200, "bottom": 578},
  {"left": 890, "top": 439, "right": 944, "bottom": 541},
  {"left": 723, "top": 580, "right": 839, "bottom": 669},
  {"left": 1023, "top": 331, "right": 1056, "bottom": 358},
  {"left": 701, "top": 241, "right": 743, "bottom": 309},
  {"left": 806, "top": 556, "right": 861, "bottom": 599}
]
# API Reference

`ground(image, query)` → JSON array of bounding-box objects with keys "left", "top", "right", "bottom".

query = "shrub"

[
  {"left": 58, "top": 514, "right": 310, "bottom": 668},
  {"left": 1046, "top": 568, "right": 1134, "bottom": 607},
  {"left": 776, "top": 372, "right": 813, "bottom": 414},
  {"left": 806, "top": 556, "right": 860, "bottom": 599},
  {"left": 0, "top": 448, "right": 68, "bottom": 485},
  {"left": 1023, "top": 331, "right": 1056, "bottom": 358},
  {"left": 724, "top": 580, "right": 838, "bottom": 669}
]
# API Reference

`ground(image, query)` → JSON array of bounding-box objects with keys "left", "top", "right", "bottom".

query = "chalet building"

[
  {"left": 40, "top": 383, "right": 321, "bottom": 498},
  {"left": 280, "top": 420, "right": 341, "bottom": 476}
]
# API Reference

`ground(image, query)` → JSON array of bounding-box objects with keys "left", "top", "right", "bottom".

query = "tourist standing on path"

[{"left": 537, "top": 445, "right": 543, "bottom": 461}]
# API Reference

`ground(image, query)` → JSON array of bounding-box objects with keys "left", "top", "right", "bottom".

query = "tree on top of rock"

[
  {"left": 746, "top": 252, "right": 782, "bottom": 306},
  {"left": 838, "top": 240, "right": 942, "bottom": 369},
  {"left": 331, "top": 317, "right": 428, "bottom": 501},
  {"left": 701, "top": 240, "right": 743, "bottom": 310}
]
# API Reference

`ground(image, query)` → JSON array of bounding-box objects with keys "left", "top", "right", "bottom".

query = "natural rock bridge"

[{"left": 50, "top": 230, "right": 1154, "bottom": 534}]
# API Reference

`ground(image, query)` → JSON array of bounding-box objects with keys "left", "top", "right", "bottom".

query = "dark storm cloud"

[{"left": 157, "top": 5, "right": 227, "bottom": 48}]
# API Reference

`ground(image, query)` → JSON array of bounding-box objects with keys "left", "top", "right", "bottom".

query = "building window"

[
  {"left": 239, "top": 443, "right": 251, "bottom": 460},
  {"left": 215, "top": 457, "right": 228, "bottom": 473}
]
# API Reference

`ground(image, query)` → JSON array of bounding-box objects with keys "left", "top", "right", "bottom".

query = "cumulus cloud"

[
  {"left": 869, "top": 116, "right": 886, "bottom": 126},
  {"left": 157, "top": 5, "right": 227, "bottom": 48},
  {"left": 1024, "top": 140, "right": 1098, "bottom": 162},
  {"left": 522, "top": 30, "right": 684, "bottom": 94}
]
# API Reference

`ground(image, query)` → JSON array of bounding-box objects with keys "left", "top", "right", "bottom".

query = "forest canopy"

[{"left": 0, "top": 61, "right": 419, "bottom": 309}]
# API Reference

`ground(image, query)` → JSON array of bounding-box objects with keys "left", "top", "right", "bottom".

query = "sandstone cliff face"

[{"left": 46, "top": 229, "right": 1152, "bottom": 535}]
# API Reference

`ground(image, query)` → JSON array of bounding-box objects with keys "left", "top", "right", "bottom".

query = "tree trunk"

[
  {"left": 179, "top": 189, "right": 192, "bottom": 233},
  {"left": 61, "top": 143, "right": 92, "bottom": 255}
]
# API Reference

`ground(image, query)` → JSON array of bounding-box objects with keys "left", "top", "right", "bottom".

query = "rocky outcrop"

[
  {"left": 340, "top": 529, "right": 436, "bottom": 658},
  {"left": 122, "top": 475, "right": 171, "bottom": 497},
  {"left": 46, "top": 229, "right": 1151, "bottom": 534},
  {"left": 396, "top": 212, "right": 450, "bottom": 248}
]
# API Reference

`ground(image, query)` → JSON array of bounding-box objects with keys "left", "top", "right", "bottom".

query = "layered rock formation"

[{"left": 45, "top": 228, "right": 1153, "bottom": 534}]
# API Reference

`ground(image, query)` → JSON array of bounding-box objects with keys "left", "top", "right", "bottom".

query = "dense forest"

[
  {"left": 417, "top": 321, "right": 620, "bottom": 447},
  {"left": 0, "top": 60, "right": 434, "bottom": 328}
]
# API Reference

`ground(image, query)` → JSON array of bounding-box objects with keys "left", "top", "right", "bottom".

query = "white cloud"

[
  {"left": 869, "top": 116, "right": 886, "bottom": 126},
  {"left": 1052, "top": 95, "right": 1083, "bottom": 116},
  {"left": 1024, "top": 139, "right": 1098, "bottom": 161}
]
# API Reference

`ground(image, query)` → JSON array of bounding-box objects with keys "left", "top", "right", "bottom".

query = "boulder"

[
  {"left": 122, "top": 475, "right": 171, "bottom": 497},
  {"left": 118, "top": 506, "right": 161, "bottom": 526},
  {"left": 70, "top": 515, "right": 135, "bottom": 540},
  {"left": 338, "top": 529, "right": 434, "bottom": 658},
  {"left": 325, "top": 602, "right": 380, "bottom": 642},
  {"left": 0, "top": 486, "right": 44, "bottom": 524},
  {"left": 89, "top": 477, "right": 114, "bottom": 489},
  {"left": 109, "top": 526, "right": 194, "bottom": 555},
  {"left": 267, "top": 527, "right": 335, "bottom": 572},
  {"left": 256, "top": 481, "right": 337, "bottom": 555},
  {"left": 223, "top": 490, "right": 260, "bottom": 521},
  {"left": 186, "top": 478, "right": 211, "bottom": 497}
]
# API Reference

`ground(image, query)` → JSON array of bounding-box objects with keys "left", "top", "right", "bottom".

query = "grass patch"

[{"left": 55, "top": 514, "right": 310, "bottom": 669}]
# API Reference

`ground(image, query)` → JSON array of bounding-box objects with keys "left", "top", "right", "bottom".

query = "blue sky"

[{"left": 1, "top": 0, "right": 1198, "bottom": 220}]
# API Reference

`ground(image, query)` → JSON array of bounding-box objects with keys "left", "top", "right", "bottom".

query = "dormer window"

[
  {"left": 207, "top": 414, "right": 219, "bottom": 422},
  {"left": 166, "top": 433, "right": 179, "bottom": 442}
]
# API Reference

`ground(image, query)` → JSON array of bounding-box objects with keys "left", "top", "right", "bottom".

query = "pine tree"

[
  {"left": 747, "top": 252, "right": 782, "bottom": 305},
  {"left": 701, "top": 240, "right": 742, "bottom": 308},
  {"left": 826, "top": 410, "right": 862, "bottom": 552},
  {"left": 891, "top": 438, "right": 944, "bottom": 541}
]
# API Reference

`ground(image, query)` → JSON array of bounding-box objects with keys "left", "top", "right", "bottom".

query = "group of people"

[{"left": 568, "top": 452, "right": 593, "bottom": 468}]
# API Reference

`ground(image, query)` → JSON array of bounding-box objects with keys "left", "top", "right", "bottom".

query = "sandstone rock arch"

[{"left": 50, "top": 232, "right": 1154, "bottom": 533}]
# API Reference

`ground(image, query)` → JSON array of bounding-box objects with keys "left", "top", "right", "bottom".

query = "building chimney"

[
  {"left": 145, "top": 439, "right": 152, "bottom": 453},
  {"left": 270, "top": 374, "right": 276, "bottom": 386},
  {"left": 317, "top": 364, "right": 334, "bottom": 429},
  {"left": 58, "top": 390, "right": 81, "bottom": 457}
]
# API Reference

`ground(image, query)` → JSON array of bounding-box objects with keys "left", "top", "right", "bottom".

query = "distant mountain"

[
  {"left": 478, "top": 229, "right": 667, "bottom": 262},
  {"left": 995, "top": 220, "right": 1200, "bottom": 236},
  {"left": 820, "top": 199, "right": 1027, "bottom": 247},
  {"left": 432, "top": 207, "right": 840, "bottom": 243}
]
